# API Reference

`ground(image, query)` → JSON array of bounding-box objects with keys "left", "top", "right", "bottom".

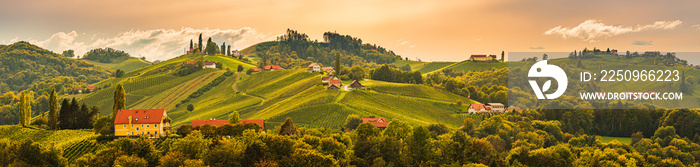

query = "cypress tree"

[
  {"left": 18, "top": 91, "right": 31, "bottom": 127},
  {"left": 221, "top": 42, "right": 226, "bottom": 55},
  {"left": 227, "top": 45, "right": 231, "bottom": 56},
  {"left": 198, "top": 34, "right": 203, "bottom": 52},
  {"left": 190, "top": 39, "right": 193, "bottom": 50},
  {"left": 49, "top": 88, "right": 58, "bottom": 130},
  {"left": 70, "top": 98, "right": 78, "bottom": 129},
  {"left": 279, "top": 117, "right": 298, "bottom": 136},
  {"left": 58, "top": 99, "right": 69, "bottom": 129},
  {"left": 113, "top": 83, "right": 126, "bottom": 121}
]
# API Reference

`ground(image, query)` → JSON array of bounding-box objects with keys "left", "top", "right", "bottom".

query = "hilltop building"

[
  {"left": 485, "top": 103, "right": 505, "bottom": 113},
  {"left": 362, "top": 118, "right": 388, "bottom": 130},
  {"left": 328, "top": 77, "right": 341, "bottom": 89},
  {"left": 348, "top": 80, "right": 366, "bottom": 90},
  {"left": 470, "top": 55, "right": 497, "bottom": 61},
  {"left": 203, "top": 61, "right": 216, "bottom": 69},
  {"left": 114, "top": 109, "right": 171, "bottom": 138},
  {"left": 307, "top": 63, "right": 321, "bottom": 73},
  {"left": 264, "top": 65, "right": 284, "bottom": 71},
  {"left": 190, "top": 119, "right": 265, "bottom": 130}
]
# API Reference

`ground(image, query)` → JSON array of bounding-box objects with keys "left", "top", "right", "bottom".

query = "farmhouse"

[
  {"left": 485, "top": 103, "right": 505, "bottom": 113},
  {"left": 321, "top": 67, "right": 335, "bottom": 72},
  {"left": 348, "top": 80, "right": 366, "bottom": 90},
  {"left": 84, "top": 86, "right": 96, "bottom": 92},
  {"left": 264, "top": 65, "right": 284, "bottom": 71},
  {"left": 114, "top": 109, "right": 171, "bottom": 138},
  {"left": 307, "top": 63, "right": 321, "bottom": 73},
  {"left": 191, "top": 119, "right": 266, "bottom": 130},
  {"left": 362, "top": 118, "right": 388, "bottom": 130},
  {"left": 467, "top": 104, "right": 487, "bottom": 114},
  {"left": 328, "top": 77, "right": 341, "bottom": 89},
  {"left": 251, "top": 67, "right": 262, "bottom": 72},
  {"left": 203, "top": 61, "right": 216, "bottom": 69},
  {"left": 232, "top": 50, "right": 241, "bottom": 57},
  {"left": 470, "top": 55, "right": 497, "bottom": 61},
  {"left": 322, "top": 76, "right": 333, "bottom": 83}
]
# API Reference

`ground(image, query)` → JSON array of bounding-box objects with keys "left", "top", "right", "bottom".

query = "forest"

[{"left": 82, "top": 48, "right": 131, "bottom": 63}]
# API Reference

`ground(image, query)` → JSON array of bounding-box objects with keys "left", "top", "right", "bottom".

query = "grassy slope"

[
  {"left": 0, "top": 125, "right": 97, "bottom": 148},
  {"left": 600, "top": 136, "right": 632, "bottom": 144},
  {"left": 204, "top": 55, "right": 256, "bottom": 70},
  {"left": 83, "top": 57, "right": 150, "bottom": 72}
]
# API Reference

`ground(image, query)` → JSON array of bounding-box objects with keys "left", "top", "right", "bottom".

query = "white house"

[
  {"left": 203, "top": 61, "right": 216, "bottom": 69},
  {"left": 467, "top": 104, "right": 487, "bottom": 114},
  {"left": 232, "top": 50, "right": 241, "bottom": 57},
  {"left": 485, "top": 103, "right": 505, "bottom": 113},
  {"left": 307, "top": 63, "right": 321, "bottom": 73}
]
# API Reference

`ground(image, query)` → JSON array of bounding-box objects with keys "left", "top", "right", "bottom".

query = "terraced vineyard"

[
  {"left": 63, "top": 139, "right": 102, "bottom": 163},
  {"left": 0, "top": 125, "right": 98, "bottom": 148},
  {"left": 204, "top": 55, "right": 255, "bottom": 70},
  {"left": 83, "top": 57, "right": 151, "bottom": 72}
]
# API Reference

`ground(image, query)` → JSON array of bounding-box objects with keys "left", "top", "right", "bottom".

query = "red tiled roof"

[
  {"left": 85, "top": 86, "right": 96, "bottom": 91},
  {"left": 191, "top": 120, "right": 228, "bottom": 127},
  {"left": 264, "top": 65, "right": 283, "bottom": 70},
  {"left": 362, "top": 118, "right": 388, "bottom": 128},
  {"left": 329, "top": 78, "right": 341, "bottom": 84},
  {"left": 251, "top": 67, "right": 261, "bottom": 72},
  {"left": 240, "top": 119, "right": 265, "bottom": 129},
  {"left": 191, "top": 119, "right": 265, "bottom": 129},
  {"left": 489, "top": 55, "right": 497, "bottom": 58},
  {"left": 114, "top": 109, "right": 166, "bottom": 124},
  {"left": 322, "top": 67, "right": 335, "bottom": 71},
  {"left": 204, "top": 61, "right": 215, "bottom": 65},
  {"left": 471, "top": 55, "right": 487, "bottom": 57},
  {"left": 470, "top": 104, "right": 485, "bottom": 110},
  {"left": 322, "top": 76, "right": 332, "bottom": 81}
]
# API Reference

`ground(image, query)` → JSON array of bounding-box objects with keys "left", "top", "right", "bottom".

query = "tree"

[
  {"left": 501, "top": 51, "right": 505, "bottom": 62},
  {"left": 48, "top": 88, "right": 58, "bottom": 130},
  {"left": 113, "top": 83, "right": 125, "bottom": 121},
  {"left": 62, "top": 49, "right": 74, "bottom": 58},
  {"left": 172, "top": 131, "right": 211, "bottom": 159},
  {"left": 189, "top": 39, "right": 193, "bottom": 50},
  {"left": 408, "top": 126, "right": 431, "bottom": 165},
  {"left": 18, "top": 91, "right": 31, "bottom": 127},
  {"left": 227, "top": 45, "right": 231, "bottom": 56},
  {"left": 349, "top": 66, "right": 365, "bottom": 81},
  {"left": 187, "top": 104, "right": 194, "bottom": 112},
  {"left": 344, "top": 114, "right": 362, "bottom": 130},
  {"left": 221, "top": 42, "right": 226, "bottom": 55},
  {"left": 279, "top": 117, "right": 298, "bottom": 136},
  {"left": 237, "top": 65, "right": 244, "bottom": 72},
  {"left": 115, "top": 69, "right": 125, "bottom": 78},
  {"left": 114, "top": 155, "right": 148, "bottom": 167},
  {"left": 229, "top": 110, "right": 240, "bottom": 124},
  {"left": 334, "top": 52, "right": 341, "bottom": 77},
  {"left": 177, "top": 125, "right": 193, "bottom": 137},
  {"left": 543, "top": 54, "right": 548, "bottom": 60},
  {"left": 198, "top": 33, "right": 203, "bottom": 52}
]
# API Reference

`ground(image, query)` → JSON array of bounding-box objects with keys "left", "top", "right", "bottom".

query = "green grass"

[
  {"left": 438, "top": 61, "right": 508, "bottom": 74},
  {"left": 0, "top": 125, "right": 98, "bottom": 148},
  {"left": 83, "top": 57, "right": 150, "bottom": 72},
  {"left": 204, "top": 55, "right": 255, "bottom": 70},
  {"left": 363, "top": 80, "right": 476, "bottom": 104},
  {"left": 600, "top": 136, "right": 632, "bottom": 144}
]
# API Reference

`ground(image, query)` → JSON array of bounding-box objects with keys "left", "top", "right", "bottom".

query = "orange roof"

[
  {"left": 203, "top": 61, "right": 215, "bottom": 65},
  {"left": 470, "top": 104, "right": 485, "bottom": 110},
  {"left": 240, "top": 119, "right": 265, "bottom": 129},
  {"left": 471, "top": 55, "right": 487, "bottom": 57},
  {"left": 362, "top": 118, "right": 388, "bottom": 128},
  {"left": 190, "top": 119, "right": 265, "bottom": 129},
  {"left": 264, "top": 65, "right": 283, "bottom": 70},
  {"left": 114, "top": 109, "right": 166, "bottom": 124},
  {"left": 329, "top": 78, "right": 341, "bottom": 84},
  {"left": 308, "top": 63, "right": 319, "bottom": 68},
  {"left": 85, "top": 86, "right": 96, "bottom": 90},
  {"left": 251, "top": 67, "right": 261, "bottom": 72},
  {"left": 191, "top": 120, "right": 229, "bottom": 127}
]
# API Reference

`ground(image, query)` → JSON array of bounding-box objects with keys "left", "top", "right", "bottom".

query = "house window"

[
  {"left": 141, "top": 124, "right": 144, "bottom": 127},
  {"left": 147, "top": 131, "right": 150, "bottom": 135},
  {"left": 155, "top": 131, "right": 158, "bottom": 135},
  {"left": 136, "top": 127, "right": 140, "bottom": 131},
  {"left": 131, "top": 124, "right": 134, "bottom": 128},
  {"left": 123, "top": 124, "right": 126, "bottom": 128},
  {"left": 155, "top": 124, "right": 158, "bottom": 128},
  {"left": 147, "top": 124, "right": 150, "bottom": 128}
]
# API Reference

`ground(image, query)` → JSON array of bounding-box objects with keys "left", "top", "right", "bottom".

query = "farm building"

[
  {"left": 203, "top": 61, "right": 216, "bottom": 69},
  {"left": 190, "top": 119, "right": 265, "bottom": 130},
  {"left": 251, "top": 67, "right": 262, "bottom": 72},
  {"left": 470, "top": 55, "right": 497, "bottom": 61},
  {"left": 114, "top": 109, "right": 171, "bottom": 138},
  {"left": 307, "top": 63, "right": 321, "bottom": 73},
  {"left": 321, "top": 67, "right": 335, "bottom": 72},
  {"left": 485, "top": 103, "right": 505, "bottom": 113},
  {"left": 348, "top": 80, "right": 366, "bottom": 90},
  {"left": 362, "top": 118, "right": 388, "bottom": 130},
  {"left": 84, "top": 86, "right": 96, "bottom": 92},
  {"left": 232, "top": 50, "right": 241, "bottom": 57},
  {"left": 328, "top": 77, "right": 341, "bottom": 89},
  {"left": 467, "top": 104, "right": 487, "bottom": 114},
  {"left": 322, "top": 76, "right": 333, "bottom": 84},
  {"left": 264, "top": 65, "right": 284, "bottom": 71}
]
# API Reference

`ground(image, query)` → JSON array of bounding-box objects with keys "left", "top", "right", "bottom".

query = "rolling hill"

[
  {"left": 83, "top": 57, "right": 151, "bottom": 72},
  {"left": 77, "top": 52, "right": 480, "bottom": 129}
]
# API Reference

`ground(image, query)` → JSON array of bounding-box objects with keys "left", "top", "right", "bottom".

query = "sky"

[{"left": 1, "top": 0, "right": 699, "bottom": 62}]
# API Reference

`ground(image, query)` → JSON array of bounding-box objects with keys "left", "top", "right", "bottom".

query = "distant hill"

[
  {"left": 83, "top": 56, "right": 151, "bottom": 72},
  {"left": 0, "top": 41, "right": 112, "bottom": 94}
]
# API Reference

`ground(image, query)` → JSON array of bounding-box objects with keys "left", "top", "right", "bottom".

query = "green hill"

[{"left": 83, "top": 57, "right": 151, "bottom": 72}]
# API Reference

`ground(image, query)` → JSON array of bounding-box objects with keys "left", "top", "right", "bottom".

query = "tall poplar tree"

[
  {"left": 18, "top": 91, "right": 31, "bottom": 127},
  {"left": 198, "top": 34, "right": 203, "bottom": 52},
  {"left": 334, "top": 52, "right": 341, "bottom": 77},
  {"left": 113, "top": 83, "right": 126, "bottom": 121},
  {"left": 48, "top": 88, "right": 58, "bottom": 130},
  {"left": 227, "top": 45, "right": 231, "bottom": 56},
  {"left": 221, "top": 42, "right": 226, "bottom": 55},
  {"left": 190, "top": 39, "right": 193, "bottom": 50}
]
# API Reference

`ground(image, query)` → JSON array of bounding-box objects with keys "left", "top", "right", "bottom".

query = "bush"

[
  {"left": 187, "top": 104, "right": 194, "bottom": 112},
  {"left": 114, "top": 155, "right": 148, "bottom": 167}
]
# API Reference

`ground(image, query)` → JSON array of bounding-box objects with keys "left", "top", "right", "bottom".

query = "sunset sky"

[{"left": 1, "top": 0, "right": 699, "bottom": 62}]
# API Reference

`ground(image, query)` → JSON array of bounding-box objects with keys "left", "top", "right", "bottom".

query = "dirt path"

[{"left": 233, "top": 72, "right": 240, "bottom": 92}]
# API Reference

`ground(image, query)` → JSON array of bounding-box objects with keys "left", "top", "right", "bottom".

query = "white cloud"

[
  {"left": 18, "top": 27, "right": 275, "bottom": 61},
  {"left": 693, "top": 24, "right": 700, "bottom": 29},
  {"left": 545, "top": 19, "right": 682, "bottom": 42},
  {"left": 396, "top": 39, "right": 416, "bottom": 48}
]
